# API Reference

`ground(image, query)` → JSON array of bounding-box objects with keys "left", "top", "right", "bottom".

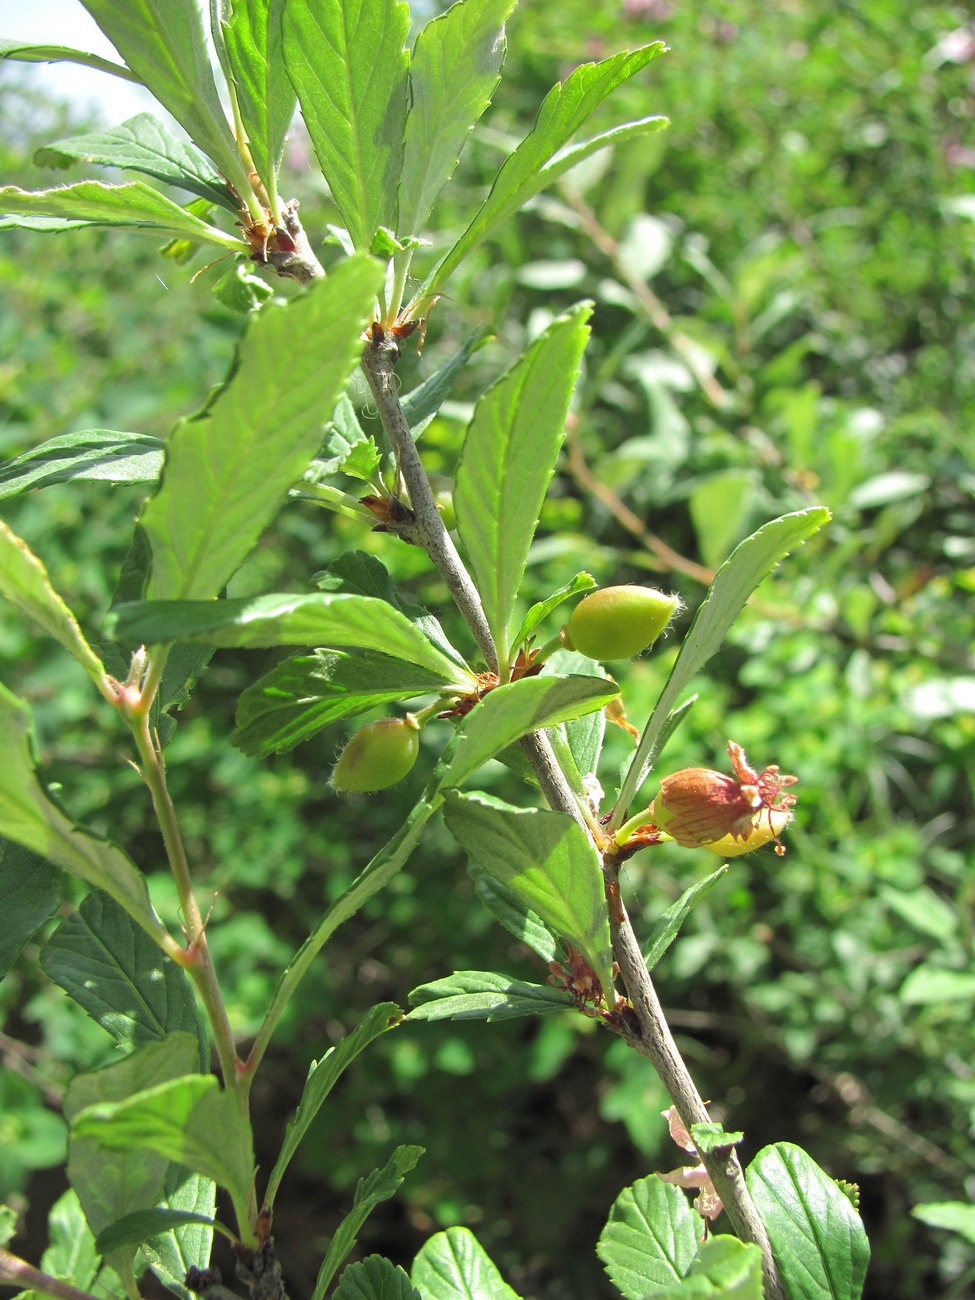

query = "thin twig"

[
  {"left": 360, "top": 331, "right": 498, "bottom": 671},
  {"left": 0, "top": 1248, "right": 104, "bottom": 1300},
  {"left": 359, "top": 337, "right": 785, "bottom": 1299}
]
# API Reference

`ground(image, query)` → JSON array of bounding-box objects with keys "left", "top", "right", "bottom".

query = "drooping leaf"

[
  {"left": 283, "top": 0, "right": 410, "bottom": 249},
  {"left": 109, "top": 592, "right": 468, "bottom": 681},
  {"left": 233, "top": 649, "right": 450, "bottom": 756},
  {"left": 265, "top": 1003, "right": 403, "bottom": 1209},
  {"left": 41, "top": 890, "right": 207, "bottom": 1064},
  {"left": 0, "top": 840, "right": 61, "bottom": 981},
  {"left": 311, "top": 1146, "right": 424, "bottom": 1300},
  {"left": 139, "top": 255, "right": 383, "bottom": 602},
  {"left": 596, "top": 1176, "right": 699, "bottom": 1298},
  {"left": 0, "top": 521, "right": 108, "bottom": 689},
  {"left": 34, "top": 114, "right": 236, "bottom": 210},
  {"left": 0, "top": 686, "right": 171, "bottom": 949},
  {"left": 77, "top": 0, "right": 253, "bottom": 198},
  {"left": 334, "top": 1256, "right": 421, "bottom": 1300},
  {"left": 65, "top": 1034, "right": 201, "bottom": 1249},
  {"left": 0, "top": 37, "right": 138, "bottom": 80},
  {"left": 612, "top": 508, "right": 831, "bottom": 826},
  {"left": 468, "top": 861, "right": 561, "bottom": 963},
  {"left": 411, "top": 1226, "right": 522, "bottom": 1300},
  {"left": 94, "top": 1207, "right": 220, "bottom": 1257},
  {"left": 746, "top": 1143, "right": 870, "bottom": 1300},
  {"left": 406, "top": 970, "right": 570, "bottom": 1022},
  {"left": 222, "top": 0, "right": 295, "bottom": 200},
  {"left": 419, "top": 45, "right": 667, "bottom": 298},
  {"left": 0, "top": 181, "right": 245, "bottom": 247},
  {"left": 255, "top": 797, "right": 438, "bottom": 1055},
  {"left": 436, "top": 673, "right": 619, "bottom": 791},
  {"left": 398, "top": 0, "right": 514, "bottom": 238},
  {"left": 399, "top": 329, "right": 486, "bottom": 439},
  {"left": 455, "top": 305, "right": 591, "bottom": 669},
  {"left": 72, "top": 1073, "right": 256, "bottom": 1231},
  {"left": 642, "top": 867, "right": 728, "bottom": 972},
  {"left": 444, "top": 791, "right": 614, "bottom": 999},
  {"left": 0, "top": 430, "right": 164, "bottom": 500}
]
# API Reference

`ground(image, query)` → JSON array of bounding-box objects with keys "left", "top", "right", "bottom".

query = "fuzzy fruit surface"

[
  {"left": 568, "top": 585, "right": 679, "bottom": 661},
  {"left": 331, "top": 717, "right": 419, "bottom": 792}
]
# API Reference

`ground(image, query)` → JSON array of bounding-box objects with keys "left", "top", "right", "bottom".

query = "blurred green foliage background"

[{"left": 1, "top": 1, "right": 974, "bottom": 1297}]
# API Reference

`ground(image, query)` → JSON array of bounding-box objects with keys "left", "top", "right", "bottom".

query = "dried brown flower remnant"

[{"left": 651, "top": 741, "right": 797, "bottom": 856}]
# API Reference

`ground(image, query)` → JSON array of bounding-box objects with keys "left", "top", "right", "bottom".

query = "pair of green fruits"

[{"left": 331, "top": 585, "right": 680, "bottom": 792}]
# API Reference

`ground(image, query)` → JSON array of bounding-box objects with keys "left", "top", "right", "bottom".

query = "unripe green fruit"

[
  {"left": 567, "top": 585, "right": 680, "bottom": 661},
  {"left": 330, "top": 716, "right": 420, "bottom": 792}
]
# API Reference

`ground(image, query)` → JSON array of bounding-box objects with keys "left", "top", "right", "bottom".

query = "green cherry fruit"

[
  {"left": 330, "top": 716, "right": 420, "bottom": 793},
  {"left": 567, "top": 585, "right": 680, "bottom": 661}
]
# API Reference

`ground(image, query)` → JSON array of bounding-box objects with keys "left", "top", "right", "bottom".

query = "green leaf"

[
  {"left": 420, "top": 44, "right": 667, "bottom": 297},
  {"left": 0, "top": 521, "right": 108, "bottom": 688},
  {"left": 398, "top": 0, "right": 514, "bottom": 237},
  {"left": 233, "top": 649, "right": 449, "bottom": 757},
  {"left": 642, "top": 867, "right": 728, "bottom": 972},
  {"left": 411, "top": 1226, "right": 521, "bottom": 1300},
  {"left": 65, "top": 1034, "right": 201, "bottom": 1246},
  {"left": 316, "top": 550, "right": 468, "bottom": 670},
  {"left": 437, "top": 673, "right": 619, "bottom": 790},
  {"left": 613, "top": 508, "right": 831, "bottom": 826},
  {"left": 139, "top": 255, "right": 383, "bottom": 601},
  {"left": 0, "top": 840, "right": 61, "bottom": 980},
  {"left": 653, "top": 1237, "right": 763, "bottom": 1299},
  {"left": 319, "top": 396, "right": 375, "bottom": 474},
  {"left": 41, "top": 890, "right": 207, "bottom": 1064},
  {"left": 406, "top": 970, "right": 569, "bottom": 1022},
  {"left": 0, "top": 686, "right": 171, "bottom": 949},
  {"left": 34, "top": 114, "right": 236, "bottom": 211},
  {"left": 455, "top": 305, "right": 591, "bottom": 668},
  {"left": 72, "top": 1073, "right": 256, "bottom": 1231},
  {"left": 0, "top": 37, "right": 138, "bottom": 81},
  {"left": 443, "top": 791, "right": 614, "bottom": 1000},
  {"left": 596, "top": 1176, "right": 700, "bottom": 1298},
  {"left": 283, "top": 0, "right": 410, "bottom": 249},
  {"left": 139, "top": 1168, "right": 216, "bottom": 1300},
  {"left": 400, "top": 329, "right": 486, "bottom": 439},
  {"left": 691, "top": 1123, "right": 743, "bottom": 1155},
  {"left": 0, "top": 181, "right": 245, "bottom": 248},
  {"left": 265, "top": 1003, "right": 403, "bottom": 1209},
  {"left": 77, "top": 0, "right": 253, "bottom": 199},
  {"left": 94, "top": 1208, "right": 219, "bottom": 1257},
  {"left": 223, "top": 0, "right": 295, "bottom": 199},
  {"left": 312, "top": 1146, "right": 424, "bottom": 1300},
  {"left": 109, "top": 592, "right": 469, "bottom": 681},
  {"left": 0, "top": 430, "right": 164, "bottom": 500},
  {"left": 746, "top": 1143, "right": 870, "bottom": 1300},
  {"left": 335, "top": 1256, "right": 421, "bottom": 1300},
  {"left": 898, "top": 963, "right": 975, "bottom": 1005},
  {"left": 469, "top": 861, "right": 561, "bottom": 963},
  {"left": 912, "top": 1201, "right": 975, "bottom": 1245},
  {"left": 511, "top": 571, "right": 596, "bottom": 654},
  {"left": 39, "top": 1190, "right": 100, "bottom": 1292}
]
